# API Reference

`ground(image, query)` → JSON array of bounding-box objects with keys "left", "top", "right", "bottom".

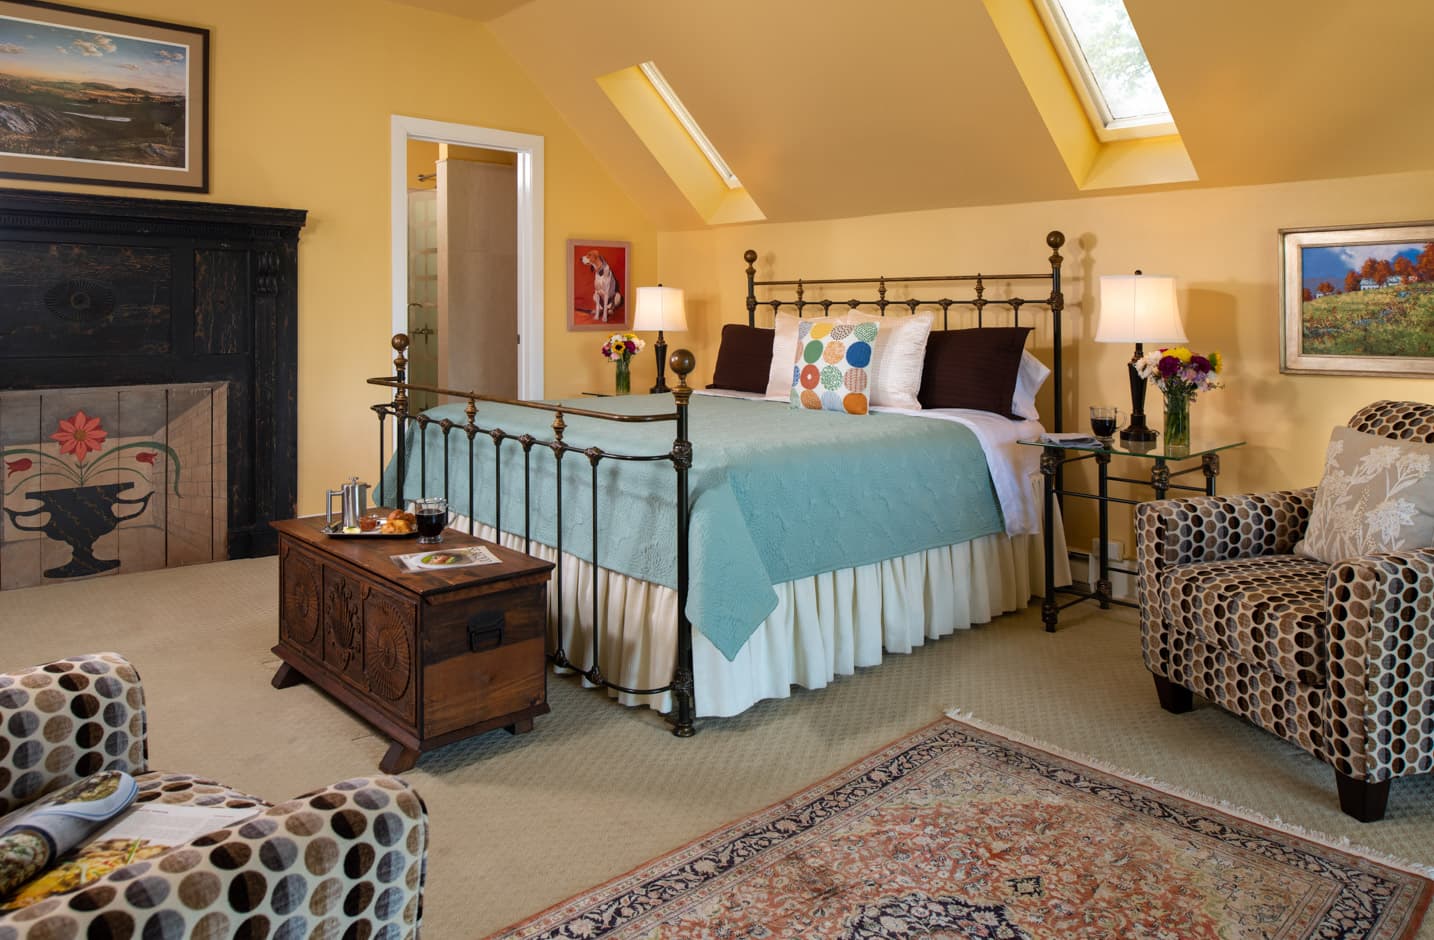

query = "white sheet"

[{"left": 694, "top": 389, "right": 1044, "bottom": 537}]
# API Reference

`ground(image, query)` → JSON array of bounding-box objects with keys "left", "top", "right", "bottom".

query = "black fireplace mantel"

[{"left": 0, "top": 189, "right": 307, "bottom": 558}]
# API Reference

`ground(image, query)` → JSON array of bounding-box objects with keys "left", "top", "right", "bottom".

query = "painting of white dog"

[{"left": 568, "top": 239, "right": 630, "bottom": 330}]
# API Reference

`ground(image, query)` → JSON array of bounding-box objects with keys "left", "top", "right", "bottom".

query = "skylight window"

[
  {"left": 1035, "top": 0, "right": 1175, "bottom": 141},
  {"left": 638, "top": 61, "right": 742, "bottom": 190}
]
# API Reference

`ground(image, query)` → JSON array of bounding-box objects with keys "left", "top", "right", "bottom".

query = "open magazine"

[
  {"left": 0, "top": 773, "right": 257, "bottom": 910},
  {"left": 391, "top": 545, "right": 501, "bottom": 573},
  {"left": 0, "top": 770, "right": 137, "bottom": 901}
]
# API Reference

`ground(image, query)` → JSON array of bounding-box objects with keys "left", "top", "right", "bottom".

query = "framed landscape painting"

[
  {"left": 567, "top": 238, "right": 629, "bottom": 331},
  {"left": 0, "top": 1, "right": 208, "bottom": 191},
  {"left": 1281, "top": 222, "right": 1434, "bottom": 376}
]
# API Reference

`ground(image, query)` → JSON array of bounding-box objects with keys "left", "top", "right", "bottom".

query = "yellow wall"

[
  {"left": 659, "top": 168, "right": 1434, "bottom": 548},
  {"left": 1, "top": 0, "right": 658, "bottom": 513},
  {"left": 407, "top": 139, "right": 439, "bottom": 190}
]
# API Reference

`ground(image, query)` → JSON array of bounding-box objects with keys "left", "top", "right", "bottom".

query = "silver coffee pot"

[{"left": 325, "top": 477, "right": 371, "bottom": 530}]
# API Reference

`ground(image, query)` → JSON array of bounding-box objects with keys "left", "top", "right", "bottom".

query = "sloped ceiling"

[{"left": 394, "top": 0, "right": 1434, "bottom": 229}]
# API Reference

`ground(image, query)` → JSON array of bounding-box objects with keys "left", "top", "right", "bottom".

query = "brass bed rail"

[{"left": 745, "top": 229, "right": 1067, "bottom": 433}]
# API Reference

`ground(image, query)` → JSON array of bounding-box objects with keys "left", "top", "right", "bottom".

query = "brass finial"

[
  {"left": 670, "top": 349, "right": 695, "bottom": 406},
  {"left": 392, "top": 332, "right": 409, "bottom": 372}
]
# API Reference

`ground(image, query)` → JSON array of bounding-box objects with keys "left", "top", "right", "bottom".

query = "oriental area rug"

[{"left": 489, "top": 716, "right": 1432, "bottom": 940}]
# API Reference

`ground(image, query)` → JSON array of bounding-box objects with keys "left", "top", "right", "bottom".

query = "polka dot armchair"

[
  {"left": 0, "top": 653, "right": 427, "bottom": 937},
  {"left": 1136, "top": 401, "right": 1434, "bottom": 823}
]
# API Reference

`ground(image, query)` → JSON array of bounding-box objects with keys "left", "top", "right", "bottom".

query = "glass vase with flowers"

[
  {"left": 601, "top": 331, "right": 645, "bottom": 395},
  {"left": 1134, "top": 346, "right": 1225, "bottom": 456}
]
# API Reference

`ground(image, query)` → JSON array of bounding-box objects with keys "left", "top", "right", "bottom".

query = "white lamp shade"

[
  {"left": 632, "top": 286, "right": 688, "bottom": 333},
  {"left": 1095, "top": 274, "right": 1187, "bottom": 344}
]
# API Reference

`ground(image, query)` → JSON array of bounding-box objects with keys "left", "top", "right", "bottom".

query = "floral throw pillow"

[
  {"left": 790, "top": 319, "right": 879, "bottom": 415},
  {"left": 1295, "top": 425, "right": 1434, "bottom": 564}
]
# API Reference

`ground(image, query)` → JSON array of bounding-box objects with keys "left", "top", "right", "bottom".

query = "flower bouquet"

[
  {"left": 1134, "top": 346, "right": 1224, "bottom": 453},
  {"left": 601, "top": 331, "right": 645, "bottom": 395}
]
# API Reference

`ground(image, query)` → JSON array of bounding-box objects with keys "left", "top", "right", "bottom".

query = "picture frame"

[
  {"left": 0, "top": 1, "right": 209, "bottom": 192},
  {"left": 1280, "top": 221, "right": 1434, "bottom": 377},
  {"left": 567, "top": 239, "right": 630, "bottom": 331}
]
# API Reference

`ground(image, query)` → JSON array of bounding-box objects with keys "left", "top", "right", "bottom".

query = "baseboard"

[{"left": 1068, "top": 551, "right": 1135, "bottom": 602}]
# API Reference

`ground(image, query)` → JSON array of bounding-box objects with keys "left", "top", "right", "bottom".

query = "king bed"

[{"left": 372, "top": 232, "right": 1071, "bottom": 733}]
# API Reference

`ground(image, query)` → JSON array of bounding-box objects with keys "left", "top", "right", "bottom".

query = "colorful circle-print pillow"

[{"left": 789, "top": 318, "right": 879, "bottom": 415}]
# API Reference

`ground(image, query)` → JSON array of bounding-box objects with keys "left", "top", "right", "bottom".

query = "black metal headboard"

[{"left": 743, "top": 230, "right": 1066, "bottom": 432}]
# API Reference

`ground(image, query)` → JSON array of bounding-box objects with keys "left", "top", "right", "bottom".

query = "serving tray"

[
  {"left": 320, "top": 525, "right": 419, "bottom": 539},
  {"left": 321, "top": 509, "right": 418, "bottom": 539}
]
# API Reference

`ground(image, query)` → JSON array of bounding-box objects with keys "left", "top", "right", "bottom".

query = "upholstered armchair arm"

[
  {"left": 1136, "top": 489, "right": 1316, "bottom": 676},
  {"left": 1322, "top": 548, "right": 1434, "bottom": 784},
  {"left": 1135, "top": 488, "right": 1315, "bottom": 570},
  {"left": 0, "top": 653, "right": 147, "bottom": 815},
  {"left": 2, "top": 776, "right": 428, "bottom": 938}
]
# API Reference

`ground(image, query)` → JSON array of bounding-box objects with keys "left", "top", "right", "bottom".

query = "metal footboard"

[{"left": 368, "top": 334, "right": 698, "bottom": 737}]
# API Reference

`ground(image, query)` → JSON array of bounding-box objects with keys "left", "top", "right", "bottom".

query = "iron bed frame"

[{"left": 368, "top": 230, "right": 1066, "bottom": 738}]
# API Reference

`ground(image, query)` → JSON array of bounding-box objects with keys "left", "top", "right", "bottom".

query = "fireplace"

[{"left": 0, "top": 190, "right": 306, "bottom": 588}]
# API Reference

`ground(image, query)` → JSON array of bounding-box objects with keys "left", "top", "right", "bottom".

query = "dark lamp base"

[
  {"left": 649, "top": 332, "right": 670, "bottom": 394},
  {"left": 1120, "top": 424, "right": 1158, "bottom": 443}
]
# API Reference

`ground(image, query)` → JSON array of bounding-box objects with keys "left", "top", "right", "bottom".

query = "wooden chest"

[{"left": 270, "top": 517, "right": 554, "bottom": 772}]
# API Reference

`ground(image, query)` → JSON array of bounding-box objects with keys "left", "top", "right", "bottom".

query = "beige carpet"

[{"left": 3, "top": 558, "right": 1432, "bottom": 938}]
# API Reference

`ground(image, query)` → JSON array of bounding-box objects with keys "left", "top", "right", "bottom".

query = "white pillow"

[
  {"left": 764, "top": 313, "right": 845, "bottom": 400},
  {"left": 1011, "top": 350, "right": 1051, "bottom": 421},
  {"left": 840, "top": 310, "right": 934, "bottom": 410}
]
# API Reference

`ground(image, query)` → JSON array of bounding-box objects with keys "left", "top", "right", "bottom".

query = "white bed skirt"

[{"left": 452, "top": 511, "right": 1070, "bottom": 718}]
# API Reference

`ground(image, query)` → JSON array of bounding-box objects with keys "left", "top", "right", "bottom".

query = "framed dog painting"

[
  {"left": 568, "top": 239, "right": 630, "bottom": 331},
  {"left": 0, "top": 1, "right": 209, "bottom": 192}
]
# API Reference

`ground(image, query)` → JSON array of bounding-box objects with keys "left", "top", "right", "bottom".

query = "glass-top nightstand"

[{"left": 1017, "top": 437, "right": 1247, "bottom": 631}]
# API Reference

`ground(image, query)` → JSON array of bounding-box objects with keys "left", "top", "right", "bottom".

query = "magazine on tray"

[
  {"left": 392, "top": 545, "right": 502, "bottom": 573},
  {"left": 0, "top": 777, "right": 258, "bottom": 910}
]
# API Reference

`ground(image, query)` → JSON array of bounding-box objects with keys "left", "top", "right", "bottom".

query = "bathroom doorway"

[{"left": 390, "top": 116, "right": 545, "bottom": 402}]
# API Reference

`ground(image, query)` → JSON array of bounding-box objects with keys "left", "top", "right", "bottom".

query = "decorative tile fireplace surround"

[{"left": 0, "top": 190, "right": 306, "bottom": 589}]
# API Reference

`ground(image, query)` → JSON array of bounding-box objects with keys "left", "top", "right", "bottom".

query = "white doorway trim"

[{"left": 390, "top": 115, "right": 545, "bottom": 398}]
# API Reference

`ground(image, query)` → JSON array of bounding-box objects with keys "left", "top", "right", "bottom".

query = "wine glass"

[
  {"left": 1089, "top": 406, "right": 1120, "bottom": 445},
  {"left": 414, "top": 497, "right": 448, "bottom": 544}
]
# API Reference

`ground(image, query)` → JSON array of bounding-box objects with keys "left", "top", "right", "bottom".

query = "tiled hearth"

[{"left": 1, "top": 383, "right": 227, "bottom": 590}]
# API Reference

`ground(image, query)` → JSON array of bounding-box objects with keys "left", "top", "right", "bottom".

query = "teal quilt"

[{"left": 390, "top": 394, "right": 1002, "bottom": 660}]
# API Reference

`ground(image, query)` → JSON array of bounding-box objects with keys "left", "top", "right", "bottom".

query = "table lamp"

[
  {"left": 1095, "top": 271, "right": 1186, "bottom": 443},
  {"left": 633, "top": 284, "right": 688, "bottom": 394}
]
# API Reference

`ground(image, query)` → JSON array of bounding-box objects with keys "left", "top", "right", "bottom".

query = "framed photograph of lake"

[
  {"left": 1281, "top": 221, "right": 1434, "bottom": 376},
  {"left": 0, "top": 1, "right": 208, "bottom": 191}
]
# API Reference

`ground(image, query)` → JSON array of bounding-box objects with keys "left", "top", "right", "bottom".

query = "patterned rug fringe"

[{"left": 943, "top": 706, "right": 1434, "bottom": 880}]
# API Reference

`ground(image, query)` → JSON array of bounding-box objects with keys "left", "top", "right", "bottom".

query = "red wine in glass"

[
  {"left": 415, "top": 498, "right": 447, "bottom": 544},
  {"left": 1089, "top": 406, "right": 1120, "bottom": 442}
]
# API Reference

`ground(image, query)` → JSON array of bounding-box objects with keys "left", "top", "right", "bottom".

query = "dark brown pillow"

[
  {"left": 917, "top": 327, "right": 1033, "bottom": 417},
  {"left": 708, "top": 324, "right": 775, "bottom": 394}
]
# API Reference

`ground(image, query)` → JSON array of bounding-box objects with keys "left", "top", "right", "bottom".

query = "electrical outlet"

[{"left": 1089, "top": 538, "right": 1125, "bottom": 563}]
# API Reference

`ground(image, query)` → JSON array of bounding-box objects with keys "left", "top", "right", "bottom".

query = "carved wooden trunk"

[{"left": 271, "top": 517, "right": 554, "bottom": 772}]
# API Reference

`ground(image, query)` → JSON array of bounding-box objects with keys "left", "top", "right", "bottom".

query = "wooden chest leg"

[
  {"left": 380, "top": 741, "right": 420, "bottom": 774},
  {"left": 505, "top": 716, "right": 534, "bottom": 735},
  {"left": 271, "top": 662, "right": 307, "bottom": 690}
]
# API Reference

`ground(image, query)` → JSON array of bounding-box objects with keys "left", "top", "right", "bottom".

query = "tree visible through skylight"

[{"left": 1043, "top": 0, "right": 1173, "bottom": 135}]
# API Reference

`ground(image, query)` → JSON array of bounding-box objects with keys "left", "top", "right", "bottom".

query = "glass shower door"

[{"left": 406, "top": 189, "right": 438, "bottom": 412}]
